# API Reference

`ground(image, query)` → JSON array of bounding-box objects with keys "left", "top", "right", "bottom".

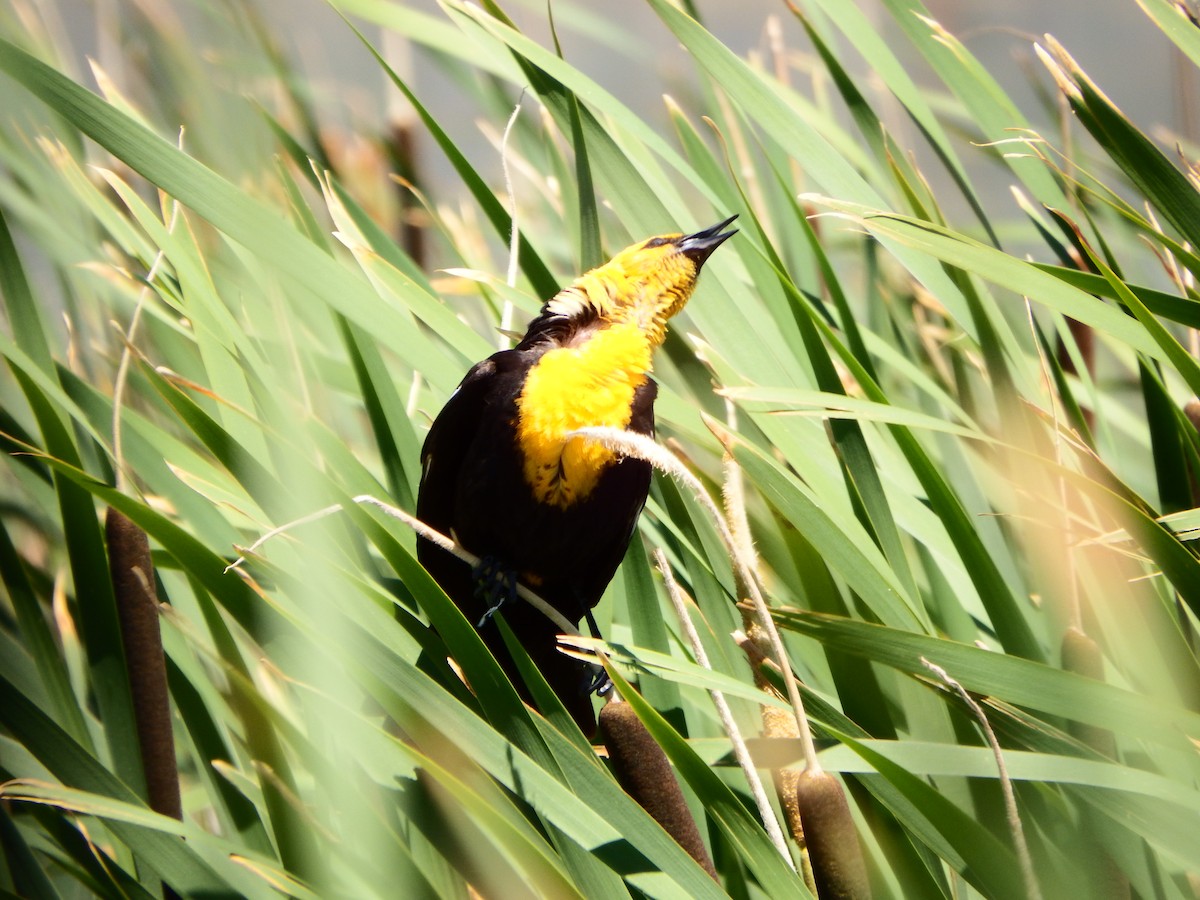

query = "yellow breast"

[{"left": 516, "top": 324, "right": 653, "bottom": 509}]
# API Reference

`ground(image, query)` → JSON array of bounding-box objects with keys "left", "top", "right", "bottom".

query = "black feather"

[{"left": 416, "top": 341, "right": 655, "bottom": 735}]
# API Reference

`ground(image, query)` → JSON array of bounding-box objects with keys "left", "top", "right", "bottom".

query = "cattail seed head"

[
  {"left": 598, "top": 700, "right": 717, "bottom": 879},
  {"left": 794, "top": 769, "right": 872, "bottom": 900},
  {"left": 106, "top": 507, "right": 181, "bottom": 822}
]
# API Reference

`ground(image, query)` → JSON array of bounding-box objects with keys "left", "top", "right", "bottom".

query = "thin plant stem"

[
  {"left": 922, "top": 657, "right": 1042, "bottom": 900},
  {"left": 225, "top": 494, "right": 579, "bottom": 637},
  {"left": 653, "top": 548, "right": 794, "bottom": 866},
  {"left": 111, "top": 188, "right": 181, "bottom": 495},
  {"left": 1025, "top": 297, "right": 1083, "bottom": 632},
  {"left": 568, "top": 425, "right": 820, "bottom": 771},
  {"left": 499, "top": 98, "right": 523, "bottom": 348}
]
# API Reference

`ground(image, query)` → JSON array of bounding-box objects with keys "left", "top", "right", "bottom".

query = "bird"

[{"left": 416, "top": 216, "right": 737, "bottom": 735}]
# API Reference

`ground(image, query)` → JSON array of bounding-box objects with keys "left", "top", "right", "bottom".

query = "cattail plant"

[
  {"left": 598, "top": 699, "right": 717, "bottom": 878},
  {"left": 105, "top": 507, "right": 180, "bottom": 824}
]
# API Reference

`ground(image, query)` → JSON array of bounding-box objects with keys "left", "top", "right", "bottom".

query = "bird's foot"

[
  {"left": 473, "top": 555, "right": 518, "bottom": 627},
  {"left": 583, "top": 665, "right": 613, "bottom": 697},
  {"left": 580, "top": 611, "right": 612, "bottom": 696}
]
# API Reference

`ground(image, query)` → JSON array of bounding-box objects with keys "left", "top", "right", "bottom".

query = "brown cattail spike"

[
  {"left": 794, "top": 769, "right": 872, "bottom": 900},
  {"left": 106, "top": 507, "right": 181, "bottom": 822},
  {"left": 1184, "top": 397, "right": 1200, "bottom": 435},
  {"left": 388, "top": 120, "right": 426, "bottom": 269},
  {"left": 598, "top": 701, "right": 717, "bottom": 879}
]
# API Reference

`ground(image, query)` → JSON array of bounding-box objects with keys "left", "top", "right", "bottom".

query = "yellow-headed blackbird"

[{"left": 417, "top": 216, "right": 737, "bottom": 734}]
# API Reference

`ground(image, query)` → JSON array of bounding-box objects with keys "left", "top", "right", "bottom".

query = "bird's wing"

[
  {"left": 611, "top": 372, "right": 658, "bottom": 550},
  {"left": 415, "top": 356, "right": 502, "bottom": 545},
  {"left": 628, "top": 375, "right": 658, "bottom": 440},
  {"left": 416, "top": 350, "right": 603, "bottom": 734},
  {"left": 565, "top": 376, "right": 658, "bottom": 615}
]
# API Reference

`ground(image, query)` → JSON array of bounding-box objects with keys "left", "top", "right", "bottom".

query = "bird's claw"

[
  {"left": 477, "top": 599, "right": 507, "bottom": 628},
  {"left": 477, "top": 607, "right": 499, "bottom": 628},
  {"left": 473, "top": 555, "right": 518, "bottom": 627},
  {"left": 580, "top": 611, "right": 612, "bottom": 695},
  {"left": 583, "top": 665, "right": 612, "bottom": 697}
]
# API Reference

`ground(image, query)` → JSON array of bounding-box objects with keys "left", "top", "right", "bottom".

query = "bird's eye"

[{"left": 644, "top": 237, "right": 671, "bottom": 249}]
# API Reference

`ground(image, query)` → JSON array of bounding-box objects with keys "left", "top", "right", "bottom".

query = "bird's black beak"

[{"left": 678, "top": 214, "right": 738, "bottom": 266}]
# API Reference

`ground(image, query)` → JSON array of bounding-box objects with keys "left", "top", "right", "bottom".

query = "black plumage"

[
  {"left": 416, "top": 333, "right": 656, "bottom": 734},
  {"left": 414, "top": 217, "right": 736, "bottom": 735}
]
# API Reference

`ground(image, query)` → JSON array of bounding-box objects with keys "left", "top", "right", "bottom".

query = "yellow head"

[{"left": 544, "top": 215, "right": 737, "bottom": 345}]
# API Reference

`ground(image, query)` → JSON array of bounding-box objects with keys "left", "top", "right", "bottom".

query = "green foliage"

[{"left": 1, "top": 1, "right": 1199, "bottom": 897}]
